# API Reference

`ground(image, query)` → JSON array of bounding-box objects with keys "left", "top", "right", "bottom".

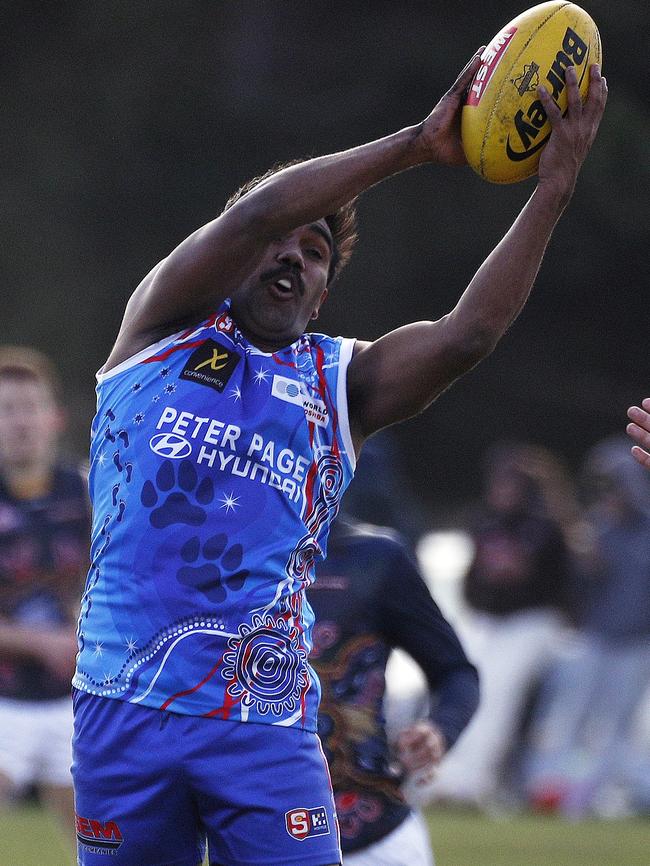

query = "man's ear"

[
  {"left": 311, "top": 287, "right": 329, "bottom": 321},
  {"left": 54, "top": 405, "right": 68, "bottom": 437}
]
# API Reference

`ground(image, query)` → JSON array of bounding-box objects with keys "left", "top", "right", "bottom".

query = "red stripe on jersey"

[
  {"left": 271, "top": 352, "right": 298, "bottom": 370},
  {"left": 314, "top": 343, "right": 341, "bottom": 457},
  {"left": 159, "top": 649, "right": 225, "bottom": 711},
  {"left": 203, "top": 687, "right": 241, "bottom": 719}
]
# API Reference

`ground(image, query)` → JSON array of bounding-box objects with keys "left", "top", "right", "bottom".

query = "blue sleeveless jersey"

[{"left": 73, "top": 300, "right": 356, "bottom": 730}]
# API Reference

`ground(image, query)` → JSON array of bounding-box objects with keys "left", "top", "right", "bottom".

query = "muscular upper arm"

[
  {"left": 347, "top": 316, "right": 491, "bottom": 451},
  {"left": 105, "top": 200, "right": 269, "bottom": 371}
]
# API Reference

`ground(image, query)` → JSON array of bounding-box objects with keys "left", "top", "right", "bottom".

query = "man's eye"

[{"left": 307, "top": 248, "right": 323, "bottom": 260}]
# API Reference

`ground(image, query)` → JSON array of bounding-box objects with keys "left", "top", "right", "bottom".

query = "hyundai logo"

[{"left": 149, "top": 433, "right": 192, "bottom": 459}]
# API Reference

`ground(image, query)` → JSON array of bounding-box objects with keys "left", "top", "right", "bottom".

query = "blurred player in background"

[
  {"left": 337, "top": 430, "right": 428, "bottom": 546},
  {"left": 0, "top": 347, "right": 89, "bottom": 848},
  {"left": 523, "top": 437, "right": 650, "bottom": 817},
  {"left": 428, "top": 442, "right": 575, "bottom": 808},
  {"left": 309, "top": 516, "right": 479, "bottom": 865},
  {"left": 626, "top": 399, "right": 650, "bottom": 469},
  {"left": 71, "top": 51, "right": 606, "bottom": 866}
]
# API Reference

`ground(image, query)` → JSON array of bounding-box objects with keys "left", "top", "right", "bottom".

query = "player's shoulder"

[
  {"left": 302, "top": 330, "right": 352, "bottom": 352},
  {"left": 303, "top": 329, "right": 334, "bottom": 343}
]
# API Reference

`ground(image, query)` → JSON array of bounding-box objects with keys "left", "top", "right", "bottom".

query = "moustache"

[{"left": 259, "top": 265, "right": 305, "bottom": 296}]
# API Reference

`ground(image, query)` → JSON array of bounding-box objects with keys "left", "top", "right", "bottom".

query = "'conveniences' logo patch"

[{"left": 180, "top": 339, "right": 240, "bottom": 392}]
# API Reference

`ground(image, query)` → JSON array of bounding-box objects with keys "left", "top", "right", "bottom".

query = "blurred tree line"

[{"left": 2, "top": 0, "right": 648, "bottom": 512}]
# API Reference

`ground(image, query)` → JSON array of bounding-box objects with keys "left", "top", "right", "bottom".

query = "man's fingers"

[
  {"left": 565, "top": 65, "right": 581, "bottom": 116},
  {"left": 398, "top": 734, "right": 441, "bottom": 768},
  {"left": 401, "top": 749, "right": 435, "bottom": 771},
  {"left": 398, "top": 726, "right": 433, "bottom": 748},
  {"left": 449, "top": 46, "right": 486, "bottom": 96},
  {"left": 583, "top": 64, "right": 607, "bottom": 125},
  {"left": 397, "top": 731, "right": 425, "bottom": 752},
  {"left": 626, "top": 404, "right": 650, "bottom": 429},
  {"left": 626, "top": 420, "right": 650, "bottom": 446},
  {"left": 539, "top": 63, "right": 606, "bottom": 143},
  {"left": 413, "top": 767, "right": 437, "bottom": 786},
  {"left": 537, "top": 84, "right": 563, "bottom": 126},
  {"left": 630, "top": 445, "right": 650, "bottom": 470},
  {"left": 587, "top": 62, "right": 603, "bottom": 95},
  {"left": 626, "top": 405, "right": 650, "bottom": 472},
  {"left": 626, "top": 404, "right": 649, "bottom": 422},
  {"left": 626, "top": 413, "right": 650, "bottom": 449}
]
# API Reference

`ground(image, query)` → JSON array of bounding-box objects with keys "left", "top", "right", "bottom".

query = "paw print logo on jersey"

[
  {"left": 176, "top": 533, "right": 250, "bottom": 603},
  {"left": 140, "top": 460, "right": 214, "bottom": 528},
  {"left": 222, "top": 614, "right": 308, "bottom": 716}
]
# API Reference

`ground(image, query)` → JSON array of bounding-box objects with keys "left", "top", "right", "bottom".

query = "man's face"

[
  {"left": 229, "top": 219, "right": 333, "bottom": 350},
  {"left": 0, "top": 376, "right": 62, "bottom": 470},
  {"left": 486, "top": 467, "right": 527, "bottom": 513}
]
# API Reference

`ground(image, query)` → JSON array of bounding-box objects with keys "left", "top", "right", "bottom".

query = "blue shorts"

[{"left": 72, "top": 690, "right": 341, "bottom": 866}]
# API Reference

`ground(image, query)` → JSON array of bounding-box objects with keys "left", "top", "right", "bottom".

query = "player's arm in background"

[
  {"left": 377, "top": 542, "right": 480, "bottom": 783},
  {"left": 0, "top": 553, "right": 87, "bottom": 684},
  {"left": 0, "top": 617, "right": 78, "bottom": 682},
  {"left": 347, "top": 65, "right": 607, "bottom": 453},
  {"left": 627, "top": 399, "right": 650, "bottom": 469},
  {"left": 105, "top": 50, "right": 485, "bottom": 371}
]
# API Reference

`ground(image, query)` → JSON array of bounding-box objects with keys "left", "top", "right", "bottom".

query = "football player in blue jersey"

[{"left": 72, "top": 55, "right": 607, "bottom": 866}]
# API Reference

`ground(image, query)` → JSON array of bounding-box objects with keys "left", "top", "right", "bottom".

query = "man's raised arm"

[
  {"left": 347, "top": 64, "right": 607, "bottom": 452},
  {"left": 105, "top": 51, "right": 484, "bottom": 370}
]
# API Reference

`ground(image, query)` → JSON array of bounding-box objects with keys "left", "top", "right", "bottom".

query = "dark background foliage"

[{"left": 3, "top": 1, "right": 648, "bottom": 513}]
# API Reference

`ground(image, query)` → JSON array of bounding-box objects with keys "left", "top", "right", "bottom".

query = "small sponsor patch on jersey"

[
  {"left": 180, "top": 339, "right": 240, "bottom": 392},
  {"left": 75, "top": 813, "right": 124, "bottom": 852},
  {"left": 272, "top": 375, "right": 329, "bottom": 428},
  {"left": 216, "top": 312, "right": 235, "bottom": 334},
  {"left": 285, "top": 806, "right": 330, "bottom": 841}
]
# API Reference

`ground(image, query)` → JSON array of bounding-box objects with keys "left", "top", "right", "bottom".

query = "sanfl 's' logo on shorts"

[{"left": 285, "top": 806, "right": 330, "bottom": 841}]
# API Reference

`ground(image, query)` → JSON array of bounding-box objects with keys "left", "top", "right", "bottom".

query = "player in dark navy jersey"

[
  {"left": 309, "top": 517, "right": 478, "bottom": 864},
  {"left": 0, "top": 347, "right": 89, "bottom": 852},
  {"left": 72, "top": 52, "right": 606, "bottom": 866}
]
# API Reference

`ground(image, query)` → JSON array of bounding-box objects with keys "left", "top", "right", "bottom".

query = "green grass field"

[{"left": 1, "top": 804, "right": 648, "bottom": 866}]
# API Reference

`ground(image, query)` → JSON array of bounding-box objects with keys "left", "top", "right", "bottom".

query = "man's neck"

[{"left": 1, "top": 462, "right": 54, "bottom": 500}]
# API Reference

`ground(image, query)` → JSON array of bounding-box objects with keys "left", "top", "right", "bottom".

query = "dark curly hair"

[{"left": 223, "top": 159, "right": 358, "bottom": 285}]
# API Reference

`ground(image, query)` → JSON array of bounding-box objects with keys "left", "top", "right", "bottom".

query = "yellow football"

[{"left": 461, "top": 1, "right": 602, "bottom": 183}]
